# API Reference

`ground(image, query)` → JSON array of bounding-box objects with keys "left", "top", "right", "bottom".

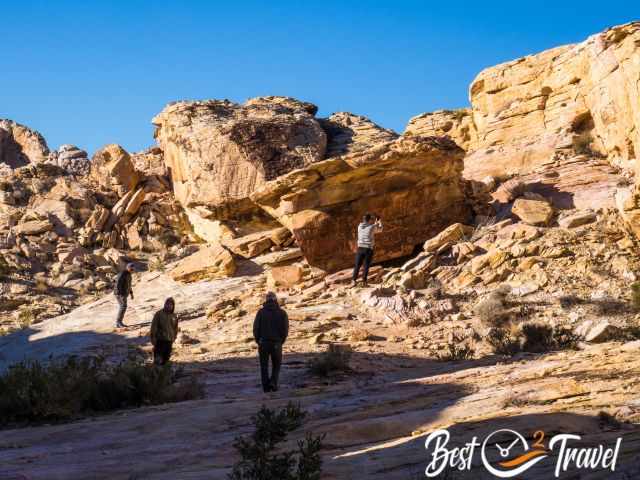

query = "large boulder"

[
  {"left": 152, "top": 96, "right": 327, "bottom": 219},
  {"left": 511, "top": 198, "right": 554, "bottom": 226},
  {"left": 90, "top": 144, "right": 140, "bottom": 195},
  {"left": 0, "top": 119, "right": 49, "bottom": 168},
  {"left": 170, "top": 245, "right": 236, "bottom": 282},
  {"left": 319, "top": 112, "right": 398, "bottom": 157},
  {"left": 252, "top": 136, "right": 470, "bottom": 271},
  {"left": 464, "top": 22, "right": 640, "bottom": 180},
  {"left": 47, "top": 144, "right": 90, "bottom": 176}
]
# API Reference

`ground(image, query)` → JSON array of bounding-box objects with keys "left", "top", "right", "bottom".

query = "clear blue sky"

[{"left": 2, "top": 1, "right": 637, "bottom": 155}]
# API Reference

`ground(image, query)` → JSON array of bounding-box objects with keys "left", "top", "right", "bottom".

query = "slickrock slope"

[
  {"left": 152, "top": 96, "right": 327, "bottom": 220},
  {"left": 252, "top": 136, "right": 471, "bottom": 271},
  {"left": 465, "top": 21, "right": 640, "bottom": 180},
  {"left": 0, "top": 119, "right": 50, "bottom": 168},
  {"left": 1, "top": 251, "right": 639, "bottom": 479}
]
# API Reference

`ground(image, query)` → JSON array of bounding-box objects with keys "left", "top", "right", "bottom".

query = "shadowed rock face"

[
  {"left": 465, "top": 21, "right": 640, "bottom": 180},
  {"left": 152, "top": 97, "right": 327, "bottom": 220},
  {"left": 252, "top": 136, "right": 470, "bottom": 271},
  {"left": 319, "top": 112, "right": 398, "bottom": 157},
  {"left": 0, "top": 119, "right": 50, "bottom": 168}
]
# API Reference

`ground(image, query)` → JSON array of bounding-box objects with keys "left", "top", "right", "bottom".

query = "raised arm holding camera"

[{"left": 352, "top": 213, "right": 383, "bottom": 287}]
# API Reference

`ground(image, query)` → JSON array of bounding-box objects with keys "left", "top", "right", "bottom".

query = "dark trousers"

[
  {"left": 154, "top": 340, "right": 173, "bottom": 365},
  {"left": 258, "top": 341, "right": 283, "bottom": 392},
  {"left": 353, "top": 247, "right": 374, "bottom": 283},
  {"left": 115, "top": 295, "right": 128, "bottom": 326}
]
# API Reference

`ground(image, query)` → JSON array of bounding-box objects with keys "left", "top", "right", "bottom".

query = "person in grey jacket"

[
  {"left": 253, "top": 292, "right": 289, "bottom": 392},
  {"left": 352, "top": 213, "right": 383, "bottom": 286},
  {"left": 114, "top": 263, "right": 135, "bottom": 328}
]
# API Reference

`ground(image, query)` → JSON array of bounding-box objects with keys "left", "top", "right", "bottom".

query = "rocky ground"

[{"left": 2, "top": 209, "right": 640, "bottom": 479}]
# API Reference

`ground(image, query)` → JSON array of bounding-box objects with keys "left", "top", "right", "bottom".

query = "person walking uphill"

[
  {"left": 253, "top": 292, "right": 289, "bottom": 393},
  {"left": 352, "top": 213, "right": 383, "bottom": 287},
  {"left": 150, "top": 297, "right": 178, "bottom": 365},
  {"left": 114, "top": 263, "right": 135, "bottom": 328}
]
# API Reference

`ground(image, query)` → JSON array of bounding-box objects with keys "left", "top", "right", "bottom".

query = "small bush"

[
  {"left": 553, "top": 326, "right": 582, "bottom": 350},
  {"left": 475, "top": 286, "right": 511, "bottom": 327},
  {"left": 573, "top": 132, "right": 593, "bottom": 155},
  {"left": 487, "top": 328, "right": 522, "bottom": 356},
  {"left": 17, "top": 309, "right": 36, "bottom": 329},
  {"left": 521, "top": 323, "right": 554, "bottom": 353},
  {"left": 437, "top": 332, "right": 475, "bottom": 362},
  {"left": 631, "top": 282, "right": 640, "bottom": 311},
  {"left": 307, "top": 344, "right": 352, "bottom": 377},
  {"left": 0, "top": 357, "right": 204, "bottom": 427},
  {"left": 229, "top": 402, "right": 324, "bottom": 480},
  {"left": 148, "top": 256, "right": 166, "bottom": 273}
]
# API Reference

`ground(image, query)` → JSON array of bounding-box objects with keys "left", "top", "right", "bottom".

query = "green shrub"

[
  {"left": 307, "top": 344, "right": 352, "bottom": 377},
  {"left": 0, "top": 357, "right": 204, "bottom": 427},
  {"left": 229, "top": 402, "right": 324, "bottom": 480}
]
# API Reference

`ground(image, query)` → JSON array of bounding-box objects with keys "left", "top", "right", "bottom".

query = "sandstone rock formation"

[
  {"left": 465, "top": 21, "right": 640, "bottom": 180},
  {"left": 252, "top": 136, "right": 470, "bottom": 271},
  {"left": 319, "top": 112, "right": 398, "bottom": 157},
  {"left": 90, "top": 144, "right": 140, "bottom": 196},
  {"left": 170, "top": 244, "right": 236, "bottom": 282},
  {"left": 47, "top": 144, "right": 90, "bottom": 176},
  {"left": 511, "top": 198, "right": 554, "bottom": 225},
  {"left": 0, "top": 119, "right": 49, "bottom": 168},
  {"left": 404, "top": 109, "right": 475, "bottom": 150},
  {"left": 152, "top": 97, "right": 327, "bottom": 220}
]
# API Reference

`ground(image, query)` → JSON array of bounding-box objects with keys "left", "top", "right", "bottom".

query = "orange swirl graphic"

[{"left": 499, "top": 449, "right": 547, "bottom": 468}]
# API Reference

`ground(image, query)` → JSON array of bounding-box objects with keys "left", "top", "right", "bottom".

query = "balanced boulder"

[{"left": 252, "top": 136, "right": 470, "bottom": 271}]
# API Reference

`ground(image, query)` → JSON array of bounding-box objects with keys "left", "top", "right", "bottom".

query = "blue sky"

[{"left": 2, "top": 1, "right": 637, "bottom": 155}]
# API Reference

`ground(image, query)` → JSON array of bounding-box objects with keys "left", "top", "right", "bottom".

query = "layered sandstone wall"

[{"left": 464, "top": 21, "right": 640, "bottom": 181}]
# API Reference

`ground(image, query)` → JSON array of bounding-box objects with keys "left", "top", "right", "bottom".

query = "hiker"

[
  {"left": 352, "top": 213, "right": 383, "bottom": 287},
  {"left": 150, "top": 297, "right": 178, "bottom": 365},
  {"left": 253, "top": 292, "right": 289, "bottom": 393},
  {"left": 114, "top": 263, "right": 135, "bottom": 328}
]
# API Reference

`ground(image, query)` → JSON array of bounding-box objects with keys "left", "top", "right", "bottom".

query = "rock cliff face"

[
  {"left": 465, "top": 21, "right": 640, "bottom": 180},
  {"left": 152, "top": 97, "right": 327, "bottom": 220},
  {"left": 0, "top": 119, "right": 50, "bottom": 168},
  {"left": 252, "top": 136, "right": 470, "bottom": 271}
]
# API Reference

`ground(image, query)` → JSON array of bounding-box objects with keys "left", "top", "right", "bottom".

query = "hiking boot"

[{"left": 115, "top": 322, "right": 126, "bottom": 329}]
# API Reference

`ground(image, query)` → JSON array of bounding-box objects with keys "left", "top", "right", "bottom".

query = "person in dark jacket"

[
  {"left": 253, "top": 292, "right": 289, "bottom": 392},
  {"left": 114, "top": 263, "right": 135, "bottom": 328},
  {"left": 150, "top": 297, "right": 178, "bottom": 365},
  {"left": 352, "top": 213, "right": 383, "bottom": 287}
]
